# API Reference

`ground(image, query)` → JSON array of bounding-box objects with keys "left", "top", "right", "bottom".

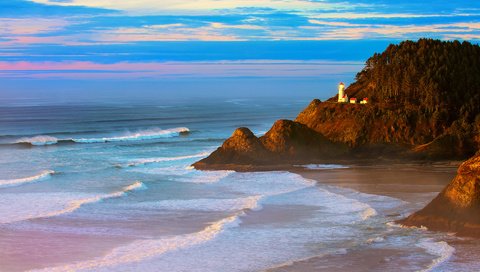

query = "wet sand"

[{"left": 269, "top": 163, "right": 465, "bottom": 272}]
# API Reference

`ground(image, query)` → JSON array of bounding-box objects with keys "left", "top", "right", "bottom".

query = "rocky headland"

[
  {"left": 194, "top": 39, "right": 480, "bottom": 171},
  {"left": 193, "top": 39, "right": 480, "bottom": 237}
]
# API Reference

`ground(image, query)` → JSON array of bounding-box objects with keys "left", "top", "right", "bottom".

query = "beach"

[{"left": 270, "top": 163, "right": 480, "bottom": 272}]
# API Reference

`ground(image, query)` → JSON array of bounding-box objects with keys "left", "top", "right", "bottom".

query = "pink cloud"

[{"left": 0, "top": 61, "right": 363, "bottom": 79}]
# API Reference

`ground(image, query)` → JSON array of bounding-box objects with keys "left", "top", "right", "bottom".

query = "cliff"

[
  {"left": 398, "top": 153, "right": 480, "bottom": 237},
  {"left": 193, "top": 39, "right": 480, "bottom": 170}
]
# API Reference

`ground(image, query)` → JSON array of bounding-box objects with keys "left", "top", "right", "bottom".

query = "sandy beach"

[{"left": 268, "top": 163, "right": 480, "bottom": 272}]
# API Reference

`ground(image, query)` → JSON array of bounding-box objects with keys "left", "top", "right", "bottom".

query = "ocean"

[{"left": 0, "top": 96, "right": 477, "bottom": 271}]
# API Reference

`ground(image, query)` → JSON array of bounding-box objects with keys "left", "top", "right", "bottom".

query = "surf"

[
  {"left": 123, "top": 152, "right": 211, "bottom": 167},
  {"left": 0, "top": 181, "right": 145, "bottom": 224},
  {"left": 12, "top": 127, "right": 190, "bottom": 146},
  {"left": 29, "top": 212, "right": 245, "bottom": 272},
  {"left": 72, "top": 127, "right": 190, "bottom": 143},
  {"left": 0, "top": 170, "right": 55, "bottom": 188}
]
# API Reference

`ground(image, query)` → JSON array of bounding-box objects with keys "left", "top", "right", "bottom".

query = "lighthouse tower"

[{"left": 338, "top": 82, "right": 347, "bottom": 103}]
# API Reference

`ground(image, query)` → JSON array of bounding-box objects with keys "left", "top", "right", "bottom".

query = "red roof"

[
  {"left": 339, "top": 82, "right": 344, "bottom": 85},
  {"left": 363, "top": 98, "right": 368, "bottom": 100},
  {"left": 350, "top": 98, "right": 357, "bottom": 100},
  {"left": 342, "top": 95, "right": 347, "bottom": 98}
]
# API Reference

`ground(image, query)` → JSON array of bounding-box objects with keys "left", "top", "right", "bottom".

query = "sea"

[{"left": 0, "top": 96, "right": 478, "bottom": 272}]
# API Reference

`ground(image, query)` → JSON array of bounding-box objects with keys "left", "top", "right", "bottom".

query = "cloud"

[
  {"left": 0, "top": 60, "right": 363, "bottom": 79},
  {"left": 27, "top": 0, "right": 356, "bottom": 14},
  {"left": 0, "top": 18, "right": 68, "bottom": 35}
]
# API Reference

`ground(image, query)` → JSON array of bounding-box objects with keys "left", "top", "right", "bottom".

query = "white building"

[
  {"left": 350, "top": 98, "right": 357, "bottom": 104},
  {"left": 360, "top": 98, "right": 369, "bottom": 104},
  {"left": 337, "top": 82, "right": 348, "bottom": 103}
]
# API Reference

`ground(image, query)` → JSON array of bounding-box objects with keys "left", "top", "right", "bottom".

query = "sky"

[{"left": 1, "top": 0, "right": 480, "bottom": 103}]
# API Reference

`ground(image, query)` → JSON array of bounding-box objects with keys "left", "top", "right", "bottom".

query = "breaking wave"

[
  {"left": 41, "top": 181, "right": 146, "bottom": 219},
  {"left": 31, "top": 213, "right": 243, "bottom": 272},
  {"left": 16, "top": 136, "right": 58, "bottom": 146},
  {"left": 12, "top": 127, "right": 190, "bottom": 146},
  {"left": 0, "top": 181, "right": 145, "bottom": 224},
  {"left": 417, "top": 238, "right": 455, "bottom": 272},
  {"left": 0, "top": 170, "right": 55, "bottom": 188},
  {"left": 123, "top": 152, "right": 211, "bottom": 167},
  {"left": 72, "top": 127, "right": 190, "bottom": 143}
]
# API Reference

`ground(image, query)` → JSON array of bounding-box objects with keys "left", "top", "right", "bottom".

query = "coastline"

[{"left": 267, "top": 162, "right": 471, "bottom": 271}]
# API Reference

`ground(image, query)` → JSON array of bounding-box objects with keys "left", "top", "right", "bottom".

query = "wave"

[
  {"left": 15, "top": 136, "right": 58, "bottom": 146},
  {"left": 417, "top": 238, "right": 455, "bottom": 272},
  {"left": 0, "top": 170, "right": 55, "bottom": 188},
  {"left": 72, "top": 127, "right": 190, "bottom": 143},
  {"left": 0, "top": 181, "right": 145, "bottom": 224},
  {"left": 123, "top": 152, "right": 211, "bottom": 167},
  {"left": 12, "top": 127, "right": 190, "bottom": 146},
  {"left": 31, "top": 213, "right": 243, "bottom": 271},
  {"left": 41, "top": 181, "right": 146, "bottom": 219},
  {"left": 125, "top": 196, "right": 262, "bottom": 212}
]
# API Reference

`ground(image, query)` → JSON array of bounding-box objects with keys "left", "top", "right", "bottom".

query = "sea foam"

[
  {"left": 13, "top": 127, "right": 189, "bottom": 146},
  {"left": 0, "top": 170, "right": 55, "bottom": 188},
  {"left": 30, "top": 213, "right": 243, "bottom": 272},
  {"left": 16, "top": 136, "right": 58, "bottom": 146},
  {"left": 0, "top": 181, "right": 145, "bottom": 224},
  {"left": 72, "top": 127, "right": 189, "bottom": 143},
  {"left": 124, "top": 152, "right": 211, "bottom": 167},
  {"left": 299, "top": 164, "right": 349, "bottom": 170},
  {"left": 417, "top": 238, "right": 455, "bottom": 272},
  {"left": 125, "top": 196, "right": 262, "bottom": 212}
]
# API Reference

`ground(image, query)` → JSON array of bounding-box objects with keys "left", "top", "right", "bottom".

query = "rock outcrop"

[
  {"left": 398, "top": 153, "right": 480, "bottom": 237},
  {"left": 193, "top": 120, "right": 347, "bottom": 171}
]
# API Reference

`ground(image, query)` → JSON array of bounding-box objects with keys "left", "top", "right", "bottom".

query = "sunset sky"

[{"left": 1, "top": 1, "right": 479, "bottom": 101}]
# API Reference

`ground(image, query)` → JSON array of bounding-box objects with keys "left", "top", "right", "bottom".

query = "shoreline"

[{"left": 268, "top": 162, "right": 465, "bottom": 272}]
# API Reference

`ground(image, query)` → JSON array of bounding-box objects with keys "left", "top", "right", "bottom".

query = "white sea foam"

[
  {"left": 30, "top": 213, "right": 243, "bottom": 272},
  {"left": 124, "top": 152, "right": 210, "bottom": 167},
  {"left": 126, "top": 196, "right": 262, "bottom": 212},
  {"left": 134, "top": 166, "right": 234, "bottom": 184},
  {"left": 417, "top": 238, "right": 455, "bottom": 272},
  {"left": 16, "top": 136, "right": 58, "bottom": 146},
  {"left": 299, "top": 164, "right": 349, "bottom": 170},
  {"left": 72, "top": 127, "right": 189, "bottom": 143},
  {"left": 28, "top": 172, "right": 386, "bottom": 272},
  {"left": 0, "top": 181, "right": 145, "bottom": 224},
  {"left": 0, "top": 170, "right": 55, "bottom": 188}
]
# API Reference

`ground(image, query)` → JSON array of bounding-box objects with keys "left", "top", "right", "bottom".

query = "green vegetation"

[{"left": 350, "top": 39, "right": 480, "bottom": 123}]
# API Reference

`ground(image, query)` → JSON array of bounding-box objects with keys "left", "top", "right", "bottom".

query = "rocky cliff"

[{"left": 398, "top": 153, "right": 480, "bottom": 237}]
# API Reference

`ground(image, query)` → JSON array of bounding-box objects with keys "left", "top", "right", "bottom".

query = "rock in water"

[
  {"left": 398, "top": 153, "right": 480, "bottom": 237},
  {"left": 193, "top": 121, "right": 347, "bottom": 170}
]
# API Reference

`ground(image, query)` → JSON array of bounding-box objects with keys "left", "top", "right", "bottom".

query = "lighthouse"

[{"left": 338, "top": 82, "right": 348, "bottom": 103}]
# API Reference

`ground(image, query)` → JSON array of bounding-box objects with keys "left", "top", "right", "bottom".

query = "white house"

[
  {"left": 360, "top": 98, "right": 369, "bottom": 104},
  {"left": 349, "top": 98, "right": 357, "bottom": 104}
]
